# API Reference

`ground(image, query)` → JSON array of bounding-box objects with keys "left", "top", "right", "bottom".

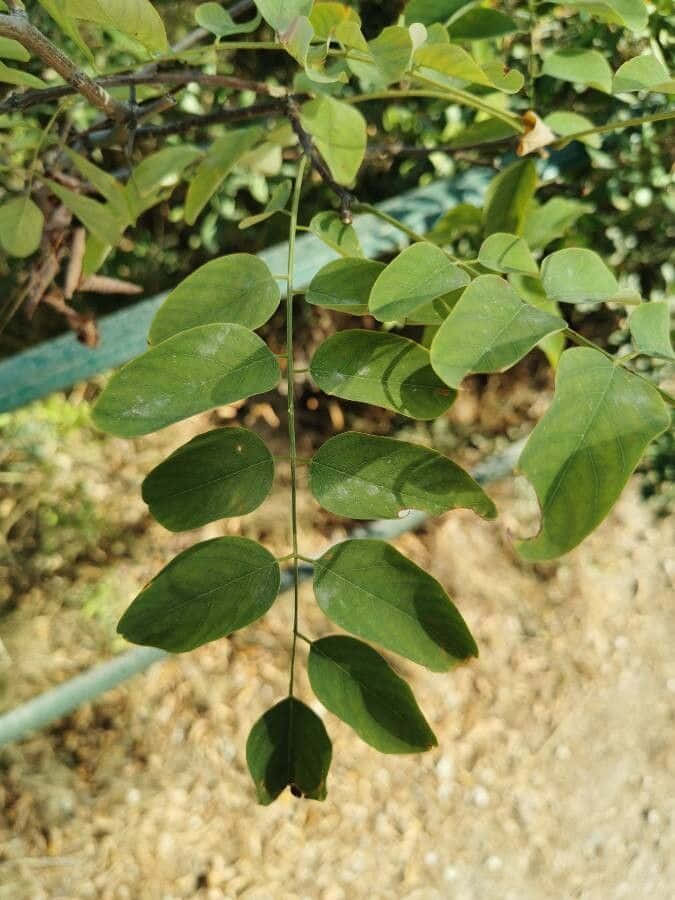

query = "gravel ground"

[{"left": 0, "top": 457, "right": 673, "bottom": 899}]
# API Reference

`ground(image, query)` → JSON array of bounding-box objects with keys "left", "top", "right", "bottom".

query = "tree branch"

[{"left": 0, "top": 12, "right": 130, "bottom": 122}]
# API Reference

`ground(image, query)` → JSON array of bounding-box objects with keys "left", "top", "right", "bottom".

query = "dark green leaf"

[
  {"left": 149, "top": 254, "right": 280, "bottom": 344},
  {"left": 308, "top": 211, "right": 364, "bottom": 257},
  {"left": 239, "top": 179, "right": 292, "bottom": 229},
  {"left": 64, "top": 148, "right": 130, "bottom": 223},
  {"left": 195, "top": 2, "right": 261, "bottom": 37},
  {"left": 517, "top": 348, "right": 670, "bottom": 560},
  {"left": 93, "top": 323, "right": 281, "bottom": 437},
  {"left": 309, "top": 432, "right": 496, "bottom": 520},
  {"left": 478, "top": 232, "right": 538, "bottom": 276},
  {"left": 46, "top": 179, "right": 126, "bottom": 246},
  {"left": 306, "top": 258, "right": 384, "bottom": 314},
  {"left": 246, "top": 698, "right": 332, "bottom": 805},
  {"left": 368, "top": 242, "right": 469, "bottom": 322},
  {"left": 540, "top": 248, "right": 618, "bottom": 304},
  {"left": 347, "top": 25, "right": 413, "bottom": 90},
  {"left": 483, "top": 159, "right": 537, "bottom": 236},
  {"left": 629, "top": 302, "right": 674, "bottom": 360},
  {"left": 448, "top": 8, "right": 518, "bottom": 40},
  {"left": 300, "top": 96, "right": 367, "bottom": 185},
  {"left": 310, "top": 330, "right": 455, "bottom": 420},
  {"left": 509, "top": 274, "right": 566, "bottom": 368},
  {"left": 522, "top": 197, "right": 593, "bottom": 249},
  {"left": 308, "top": 636, "right": 437, "bottom": 753},
  {"left": 445, "top": 118, "right": 519, "bottom": 150},
  {"left": 430, "top": 275, "right": 566, "bottom": 387},
  {"left": 142, "top": 427, "right": 275, "bottom": 531},
  {"left": 403, "top": 0, "right": 470, "bottom": 26},
  {"left": 313, "top": 539, "right": 478, "bottom": 671},
  {"left": 118, "top": 537, "right": 280, "bottom": 652},
  {"left": 185, "top": 126, "right": 263, "bottom": 225}
]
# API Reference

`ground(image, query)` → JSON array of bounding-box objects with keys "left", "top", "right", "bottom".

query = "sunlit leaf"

[
  {"left": 430, "top": 275, "right": 566, "bottom": 387},
  {"left": 65, "top": 0, "right": 168, "bottom": 52},
  {"left": 368, "top": 242, "right": 469, "bottom": 321},
  {"left": 478, "top": 232, "right": 538, "bottom": 276},
  {"left": 0, "top": 38, "right": 30, "bottom": 62},
  {"left": 415, "top": 42, "right": 523, "bottom": 92},
  {"left": 313, "top": 539, "right": 478, "bottom": 671},
  {"left": 564, "top": 0, "right": 648, "bottom": 32},
  {"left": 541, "top": 49, "right": 612, "bottom": 93},
  {"left": 613, "top": 55, "right": 675, "bottom": 94},
  {"left": 254, "top": 0, "right": 313, "bottom": 33},
  {"left": 517, "top": 348, "right": 670, "bottom": 560},
  {"left": 117, "top": 537, "right": 280, "bottom": 651},
  {"left": 0, "top": 195, "right": 44, "bottom": 258},
  {"left": 246, "top": 698, "right": 332, "bottom": 805},
  {"left": 347, "top": 26, "right": 413, "bottom": 90},
  {"left": 629, "top": 302, "right": 674, "bottom": 360},
  {"left": 0, "top": 62, "right": 46, "bottom": 88},
  {"left": 541, "top": 248, "right": 618, "bottom": 304},
  {"left": 306, "top": 258, "right": 384, "bottom": 314},
  {"left": 300, "top": 96, "right": 367, "bottom": 185},
  {"left": 310, "top": 330, "right": 455, "bottom": 419},
  {"left": 93, "top": 324, "right": 281, "bottom": 436},
  {"left": 308, "top": 636, "right": 437, "bottom": 753},
  {"left": 309, "top": 432, "right": 496, "bottom": 519},
  {"left": 142, "top": 427, "right": 275, "bottom": 531},
  {"left": 184, "top": 126, "right": 263, "bottom": 225}
]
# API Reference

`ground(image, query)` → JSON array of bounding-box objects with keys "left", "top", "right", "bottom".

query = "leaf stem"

[
  {"left": 551, "top": 109, "right": 675, "bottom": 148},
  {"left": 286, "top": 154, "right": 308, "bottom": 699}
]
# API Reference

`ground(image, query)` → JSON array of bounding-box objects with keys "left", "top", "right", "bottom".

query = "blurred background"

[{"left": 0, "top": 1, "right": 673, "bottom": 897}]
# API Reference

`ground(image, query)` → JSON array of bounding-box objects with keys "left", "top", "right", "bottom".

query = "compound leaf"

[
  {"left": 149, "top": 254, "right": 280, "bottom": 343},
  {"left": 306, "top": 258, "right": 384, "bottom": 314},
  {"left": 313, "top": 539, "right": 478, "bottom": 671},
  {"left": 93, "top": 323, "right": 280, "bottom": 437},
  {"left": 541, "top": 49, "right": 612, "bottom": 93},
  {"left": 368, "top": 242, "right": 469, "bottom": 321},
  {"left": 309, "top": 432, "right": 496, "bottom": 520},
  {"left": 142, "top": 427, "right": 275, "bottom": 531},
  {"left": 118, "top": 536, "right": 280, "bottom": 652},
  {"left": 300, "top": 96, "right": 367, "bottom": 185},
  {"left": 310, "top": 330, "right": 455, "bottom": 419},
  {"left": 309, "top": 211, "right": 364, "bottom": 257},
  {"left": 308, "top": 636, "right": 437, "bottom": 753},
  {"left": 430, "top": 275, "right": 566, "bottom": 388},
  {"left": 246, "top": 697, "right": 332, "bottom": 805},
  {"left": 517, "top": 348, "right": 670, "bottom": 560},
  {"left": 478, "top": 232, "right": 538, "bottom": 276}
]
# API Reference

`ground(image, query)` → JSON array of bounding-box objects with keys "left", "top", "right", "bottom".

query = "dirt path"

[{"left": 1, "top": 464, "right": 673, "bottom": 899}]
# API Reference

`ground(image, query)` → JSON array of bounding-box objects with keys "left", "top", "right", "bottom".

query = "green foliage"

[{"left": 3, "top": 0, "right": 672, "bottom": 806}]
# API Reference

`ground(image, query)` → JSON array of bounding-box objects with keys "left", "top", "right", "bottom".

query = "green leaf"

[
  {"left": 239, "top": 179, "right": 292, "bottom": 229},
  {"left": 0, "top": 38, "right": 30, "bottom": 62},
  {"left": 129, "top": 145, "right": 202, "bottom": 198},
  {"left": 308, "top": 636, "right": 437, "bottom": 753},
  {"left": 347, "top": 26, "right": 413, "bottom": 90},
  {"left": 0, "top": 61, "right": 46, "bottom": 88},
  {"left": 117, "top": 536, "right": 280, "bottom": 651},
  {"left": 185, "top": 126, "right": 263, "bottom": 225},
  {"left": 65, "top": 0, "right": 168, "bottom": 52},
  {"left": 300, "top": 96, "right": 367, "bottom": 185},
  {"left": 541, "top": 50, "right": 613, "bottom": 94},
  {"left": 64, "top": 148, "right": 130, "bottom": 223},
  {"left": 522, "top": 197, "right": 593, "bottom": 249},
  {"left": 403, "top": 0, "right": 471, "bottom": 26},
  {"left": 308, "top": 211, "right": 363, "bottom": 257},
  {"left": 613, "top": 55, "right": 675, "bottom": 94},
  {"left": 246, "top": 698, "right": 331, "bottom": 805},
  {"left": 149, "top": 254, "right": 280, "bottom": 344},
  {"left": 445, "top": 117, "right": 519, "bottom": 150},
  {"left": 509, "top": 273, "right": 566, "bottom": 368},
  {"left": 564, "top": 0, "right": 648, "bottom": 32},
  {"left": 45, "top": 179, "right": 126, "bottom": 246},
  {"left": 313, "top": 539, "right": 478, "bottom": 671},
  {"left": 254, "top": 0, "right": 313, "bottom": 32},
  {"left": 540, "top": 248, "right": 618, "bottom": 304},
  {"left": 368, "top": 243, "right": 469, "bottom": 322},
  {"left": 478, "top": 233, "right": 538, "bottom": 276},
  {"left": 310, "top": 3, "right": 360, "bottom": 39},
  {"left": 414, "top": 43, "right": 523, "bottom": 92},
  {"left": 142, "top": 427, "right": 274, "bottom": 531},
  {"left": 430, "top": 275, "right": 566, "bottom": 388},
  {"left": 448, "top": 8, "right": 518, "bottom": 40},
  {"left": 0, "top": 195, "right": 44, "bottom": 258},
  {"left": 306, "top": 258, "right": 384, "bottom": 314},
  {"left": 483, "top": 159, "right": 537, "bottom": 236},
  {"left": 544, "top": 111, "right": 602, "bottom": 148},
  {"left": 517, "top": 348, "right": 670, "bottom": 561},
  {"left": 403, "top": 289, "right": 465, "bottom": 326},
  {"left": 195, "top": 3, "right": 261, "bottom": 37},
  {"left": 37, "top": 0, "right": 93, "bottom": 61},
  {"left": 92, "top": 324, "right": 281, "bottom": 437},
  {"left": 310, "top": 330, "right": 455, "bottom": 420},
  {"left": 309, "top": 432, "right": 496, "bottom": 520},
  {"left": 629, "top": 302, "right": 674, "bottom": 360},
  {"left": 428, "top": 202, "right": 483, "bottom": 244}
]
